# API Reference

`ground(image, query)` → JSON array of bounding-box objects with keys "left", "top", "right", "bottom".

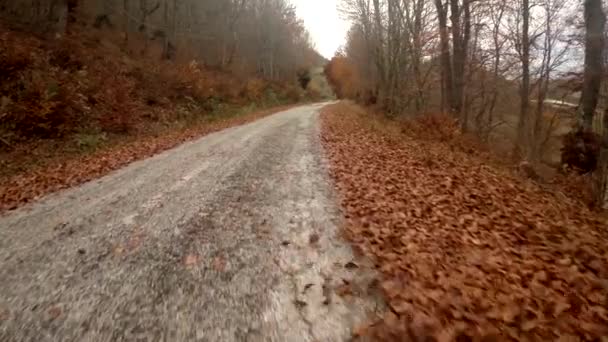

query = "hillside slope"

[
  {"left": 0, "top": 25, "right": 322, "bottom": 211},
  {"left": 321, "top": 102, "right": 608, "bottom": 341}
]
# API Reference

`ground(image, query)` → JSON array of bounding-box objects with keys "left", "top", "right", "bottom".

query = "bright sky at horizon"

[{"left": 292, "top": 0, "right": 350, "bottom": 59}]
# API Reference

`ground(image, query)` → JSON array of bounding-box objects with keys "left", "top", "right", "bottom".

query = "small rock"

[
  {"left": 77, "top": 248, "right": 86, "bottom": 255},
  {"left": 281, "top": 241, "right": 291, "bottom": 246},
  {"left": 48, "top": 306, "right": 62, "bottom": 320},
  {"left": 344, "top": 261, "right": 359, "bottom": 269},
  {"left": 53, "top": 222, "right": 67, "bottom": 231},
  {"left": 303, "top": 283, "right": 314, "bottom": 293},
  {"left": 294, "top": 300, "right": 307, "bottom": 309},
  {"left": 309, "top": 233, "right": 320, "bottom": 244}
]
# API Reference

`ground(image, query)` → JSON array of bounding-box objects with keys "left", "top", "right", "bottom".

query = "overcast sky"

[{"left": 292, "top": 0, "right": 349, "bottom": 59}]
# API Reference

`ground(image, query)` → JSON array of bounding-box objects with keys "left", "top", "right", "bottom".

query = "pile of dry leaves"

[
  {"left": 0, "top": 105, "right": 290, "bottom": 212},
  {"left": 320, "top": 103, "right": 608, "bottom": 341}
]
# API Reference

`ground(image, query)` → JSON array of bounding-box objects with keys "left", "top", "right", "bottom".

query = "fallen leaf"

[
  {"left": 317, "top": 103, "right": 608, "bottom": 340},
  {"left": 212, "top": 257, "right": 226, "bottom": 272},
  {"left": 183, "top": 254, "right": 199, "bottom": 267},
  {"left": 48, "top": 306, "right": 62, "bottom": 320}
]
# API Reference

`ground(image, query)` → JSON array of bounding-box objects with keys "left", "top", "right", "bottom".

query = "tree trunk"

[
  {"left": 581, "top": 0, "right": 606, "bottom": 131},
  {"left": 372, "top": 0, "right": 388, "bottom": 108},
  {"left": 162, "top": 0, "right": 170, "bottom": 59},
  {"left": 434, "top": 0, "right": 454, "bottom": 114},
  {"left": 530, "top": 3, "right": 554, "bottom": 162},
  {"left": 48, "top": 0, "right": 68, "bottom": 33},
  {"left": 123, "top": 0, "right": 130, "bottom": 44},
  {"left": 456, "top": 0, "right": 471, "bottom": 129},
  {"left": 66, "top": 0, "right": 77, "bottom": 34},
  {"left": 516, "top": 0, "right": 531, "bottom": 157},
  {"left": 588, "top": 0, "right": 607, "bottom": 207},
  {"left": 597, "top": 107, "right": 608, "bottom": 208},
  {"left": 449, "top": 0, "right": 463, "bottom": 117}
]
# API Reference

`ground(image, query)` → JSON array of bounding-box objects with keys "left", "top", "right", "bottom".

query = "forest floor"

[{"left": 320, "top": 102, "right": 608, "bottom": 341}]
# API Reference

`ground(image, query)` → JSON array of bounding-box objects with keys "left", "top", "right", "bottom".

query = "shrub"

[
  {"left": 304, "top": 87, "right": 322, "bottom": 102},
  {"left": 74, "top": 130, "right": 107, "bottom": 151},
  {"left": 283, "top": 84, "right": 303, "bottom": 103},
  {"left": 561, "top": 130, "right": 600, "bottom": 174},
  {"left": 96, "top": 74, "right": 140, "bottom": 133},
  {"left": 243, "top": 78, "right": 267, "bottom": 102}
]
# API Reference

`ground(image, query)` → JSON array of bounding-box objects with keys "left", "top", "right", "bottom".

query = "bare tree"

[
  {"left": 529, "top": 0, "right": 572, "bottom": 161},
  {"left": 513, "top": 0, "right": 532, "bottom": 156},
  {"left": 435, "top": 0, "right": 454, "bottom": 113},
  {"left": 588, "top": 0, "right": 608, "bottom": 206},
  {"left": 581, "top": 0, "right": 606, "bottom": 130}
]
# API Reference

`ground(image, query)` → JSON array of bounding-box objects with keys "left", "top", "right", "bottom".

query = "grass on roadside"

[{"left": 0, "top": 103, "right": 296, "bottom": 212}]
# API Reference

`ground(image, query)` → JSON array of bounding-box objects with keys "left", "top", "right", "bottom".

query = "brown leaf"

[
  {"left": 48, "top": 306, "right": 62, "bottom": 320},
  {"left": 183, "top": 254, "right": 199, "bottom": 267},
  {"left": 353, "top": 322, "right": 370, "bottom": 337},
  {"left": 553, "top": 301, "right": 571, "bottom": 317},
  {"left": 336, "top": 284, "right": 353, "bottom": 297},
  {"left": 389, "top": 300, "right": 412, "bottom": 315},
  {"left": 212, "top": 257, "right": 226, "bottom": 272}
]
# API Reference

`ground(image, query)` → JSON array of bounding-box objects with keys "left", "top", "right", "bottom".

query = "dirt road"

[{"left": 0, "top": 104, "right": 379, "bottom": 341}]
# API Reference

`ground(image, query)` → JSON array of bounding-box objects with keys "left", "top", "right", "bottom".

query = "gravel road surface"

[{"left": 0, "top": 104, "right": 381, "bottom": 341}]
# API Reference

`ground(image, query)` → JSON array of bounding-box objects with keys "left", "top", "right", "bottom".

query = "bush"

[
  {"left": 304, "top": 87, "right": 322, "bottom": 102},
  {"left": 243, "top": 78, "right": 267, "bottom": 102},
  {"left": 74, "top": 130, "right": 107, "bottom": 151},
  {"left": 263, "top": 88, "right": 279, "bottom": 105},
  {"left": 96, "top": 75, "right": 140, "bottom": 133},
  {"left": 283, "top": 84, "right": 303, "bottom": 103},
  {"left": 561, "top": 130, "right": 600, "bottom": 174}
]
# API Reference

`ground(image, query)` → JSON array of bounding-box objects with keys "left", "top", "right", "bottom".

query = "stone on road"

[{"left": 0, "top": 104, "right": 380, "bottom": 341}]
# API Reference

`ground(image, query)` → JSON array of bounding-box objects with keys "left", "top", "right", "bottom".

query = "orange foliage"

[
  {"left": 324, "top": 55, "right": 362, "bottom": 100},
  {"left": 0, "top": 24, "right": 301, "bottom": 144}
]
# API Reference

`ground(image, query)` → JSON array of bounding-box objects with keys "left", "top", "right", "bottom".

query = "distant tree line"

[{"left": 0, "top": 0, "right": 323, "bottom": 81}]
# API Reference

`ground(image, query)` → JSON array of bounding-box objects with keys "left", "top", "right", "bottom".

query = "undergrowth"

[
  {"left": 0, "top": 24, "right": 318, "bottom": 180},
  {"left": 0, "top": 24, "right": 311, "bottom": 145}
]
